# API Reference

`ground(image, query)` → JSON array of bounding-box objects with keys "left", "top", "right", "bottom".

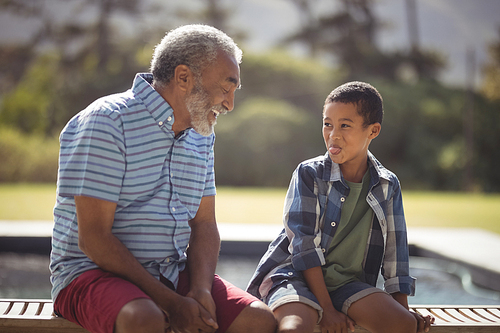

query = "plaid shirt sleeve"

[
  {"left": 373, "top": 175, "right": 416, "bottom": 296},
  {"left": 284, "top": 163, "right": 326, "bottom": 271}
]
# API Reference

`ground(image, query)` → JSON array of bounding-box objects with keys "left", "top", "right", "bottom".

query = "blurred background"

[{"left": 0, "top": 0, "right": 499, "bottom": 192}]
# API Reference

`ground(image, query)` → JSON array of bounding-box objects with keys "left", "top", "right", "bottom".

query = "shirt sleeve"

[
  {"left": 203, "top": 136, "right": 216, "bottom": 197},
  {"left": 382, "top": 178, "right": 416, "bottom": 296},
  {"left": 284, "top": 164, "right": 326, "bottom": 271},
  {"left": 57, "top": 106, "right": 126, "bottom": 203}
]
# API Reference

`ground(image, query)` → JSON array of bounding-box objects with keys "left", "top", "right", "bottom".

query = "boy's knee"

[
  {"left": 228, "top": 301, "right": 277, "bottom": 333},
  {"left": 115, "top": 298, "right": 165, "bottom": 333},
  {"left": 386, "top": 311, "right": 417, "bottom": 333}
]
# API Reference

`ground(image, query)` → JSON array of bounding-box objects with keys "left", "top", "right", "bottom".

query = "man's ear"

[
  {"left": 174, "top": 64, "right": 194, "bottom": 93},
  {"left": 369, "top": 123, "right": 381, "bottom": 139}
]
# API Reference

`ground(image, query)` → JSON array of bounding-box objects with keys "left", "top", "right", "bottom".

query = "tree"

[
  {"left": 482, "top": 27, "right": 500, "bottom": 101},
  {"left": 283, "top": 0, "right": 444, "bottom": 82},
  {"left": 0, "top": 0, "right": 161, "bottom": 135}
]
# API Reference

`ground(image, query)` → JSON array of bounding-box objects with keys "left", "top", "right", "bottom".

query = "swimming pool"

[{"left": 0, "top": 253, "right": 499, "bottom": 305}]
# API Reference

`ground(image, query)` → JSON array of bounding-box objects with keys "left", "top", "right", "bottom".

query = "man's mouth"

[{"left": 212, "top": 106, "right": 227, "bottom": 118}]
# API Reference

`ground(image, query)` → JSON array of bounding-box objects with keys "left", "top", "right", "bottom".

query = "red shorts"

[{"left": 54, "top": 267, "right": 259, "bottom": 333}]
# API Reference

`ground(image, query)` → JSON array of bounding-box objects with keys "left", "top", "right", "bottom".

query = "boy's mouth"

[{"left": 329, "top": 146, "right": 341, "bottom": 155}]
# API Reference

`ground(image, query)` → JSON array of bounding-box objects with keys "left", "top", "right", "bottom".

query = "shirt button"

[
  {"left": 340, "top": 197, "right": 345, "bottom": 202},
  {"left": 331, "top": 222, "right": 336, "bottom": 227},
  {"left": 321, "top": 248, "right": 326, "bottom": 253},
  {"left": 172, "top": 207, "right": 176, "bottom": 212},
  {"left": 170, "top": 172, "right": 174, "bottom": 178},
  {"left": 167, "top": 116, "right": 172, "bottom": 122},
  {"left": 166, "top": 258, "right": 170, "bottom": 263},
  {"left": 287, "top": 272, "right": 293, "bottom": 276},
  {"left": 158, "top": 121, "right": 163, "bottom": 126}
]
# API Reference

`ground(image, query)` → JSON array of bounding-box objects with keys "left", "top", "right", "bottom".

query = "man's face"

[
  {"left": 185, "top": 81, "right": 225, "bottom": 136},
  {"left": 186, "top": 50, "right": 240, "bottom": 136}
]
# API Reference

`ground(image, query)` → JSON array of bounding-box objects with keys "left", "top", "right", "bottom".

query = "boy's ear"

[
  {"left": 368, "top": 123, "right": 381, "bottom": 139},
  {"left": 174, "top": 64, "right": 194, "bottom": 93}
]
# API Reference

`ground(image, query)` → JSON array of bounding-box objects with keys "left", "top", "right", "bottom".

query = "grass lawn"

[{"left": 1, "top": 184, "right": 499, "bottom": 235}]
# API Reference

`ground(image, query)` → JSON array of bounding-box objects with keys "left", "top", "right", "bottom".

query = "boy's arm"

[
  {"left": 392, "top": 290, "right": 434, "bottom": 332},
  {"left": 285, "top": 166, "right": 329, "bottom": 271},
  {"left": 303, "top": 266, "right": 356, "bottom": 332}
]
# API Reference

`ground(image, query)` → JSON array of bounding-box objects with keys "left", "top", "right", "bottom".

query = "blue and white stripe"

[{"left": 50, "top": 73, "right": 216, "bottom": 300}]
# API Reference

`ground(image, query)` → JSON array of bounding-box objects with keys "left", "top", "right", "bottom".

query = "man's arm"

[
  {"left": 74, "top": 195, "right": 217, "bottom": 332},
  {"left": 186, "top": 195, "right": 220, "bottom": 324}
]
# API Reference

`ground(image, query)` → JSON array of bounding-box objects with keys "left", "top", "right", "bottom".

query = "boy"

[{"left": 247, "top": 82, "right": 433, "bottom": 333}]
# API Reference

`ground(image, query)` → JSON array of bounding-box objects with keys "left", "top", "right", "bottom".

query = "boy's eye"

[
  {"left": 341, "top": 123, "right": 350, "bottom": 128},
  {"left": 323, "top": 122, "right": 331, "bottom": 127}
]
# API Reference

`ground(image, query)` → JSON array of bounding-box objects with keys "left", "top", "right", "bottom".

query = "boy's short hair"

[{"left": 325, "top": 81, "right": 383, "bottom": 126}]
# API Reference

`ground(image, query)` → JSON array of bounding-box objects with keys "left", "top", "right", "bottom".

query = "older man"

[{"left": 50, "top": 25, "right": 276, "bottom": 333}]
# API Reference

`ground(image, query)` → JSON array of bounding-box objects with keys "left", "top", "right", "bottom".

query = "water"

[{"left": 1, "top": 253, "right": 499, "bottom": 305}]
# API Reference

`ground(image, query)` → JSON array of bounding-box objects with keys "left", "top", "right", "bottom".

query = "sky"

[{"left": 1, "top": 0, "right": 499, "bottom": 88}]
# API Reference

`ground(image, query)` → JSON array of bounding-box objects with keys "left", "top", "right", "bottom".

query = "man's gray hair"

[{"left": 151, "top": 24, "right": 242, "bottom": 86}]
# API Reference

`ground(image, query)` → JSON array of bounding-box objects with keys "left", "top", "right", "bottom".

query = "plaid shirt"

[{"left": 247, "top": 152, "right": 415, "bottom": 300}]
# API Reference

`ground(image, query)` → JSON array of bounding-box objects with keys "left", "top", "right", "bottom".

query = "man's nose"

[{"left": 222, "top": 90, "right": 235, "bottom": 112}]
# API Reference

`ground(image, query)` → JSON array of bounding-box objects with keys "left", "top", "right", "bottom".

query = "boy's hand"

[
  {"left": 411, "top": 311, "right": 434, "bottom": 332},
  {"left": 320, "top": 305, "right": 356, "bottom": 333}
]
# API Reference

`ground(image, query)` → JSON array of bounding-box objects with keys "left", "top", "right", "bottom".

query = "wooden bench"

[{"left": 2, "top": 299, "right": 500, "bottom": 332}]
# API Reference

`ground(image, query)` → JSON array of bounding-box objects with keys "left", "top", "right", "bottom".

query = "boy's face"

[{"left": 323, "top": 102, "right": 380, "bottom": 172}]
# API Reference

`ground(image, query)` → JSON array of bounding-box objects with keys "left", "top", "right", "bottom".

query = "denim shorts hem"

[
  {"left": 341, "top": 287, "right": 387, "bottom": 314},
  {"left": 269, "top": 294, "right": 324, "bottom": 323}
]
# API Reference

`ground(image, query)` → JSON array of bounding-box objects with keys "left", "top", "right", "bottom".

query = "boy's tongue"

[{"left": 329, "top": 146, "right": 341, "bottom": 155}]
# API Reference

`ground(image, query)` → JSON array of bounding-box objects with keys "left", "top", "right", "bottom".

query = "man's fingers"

[{"left": 199, "top": 306, "right": 218, "bottom": 331}]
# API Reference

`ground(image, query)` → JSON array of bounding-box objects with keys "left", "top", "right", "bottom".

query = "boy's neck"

[{"left": 340, "top": 157, "right": 369, "bottom": 183}]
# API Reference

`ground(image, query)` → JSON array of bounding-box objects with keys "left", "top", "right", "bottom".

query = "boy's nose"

[{"left": 330, "top": 128, "right": 341, "bottom": 139}]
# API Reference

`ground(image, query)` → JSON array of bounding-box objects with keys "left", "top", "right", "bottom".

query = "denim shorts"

[{"left": 266, "top": 278, "right": 386, "bottom": 321}]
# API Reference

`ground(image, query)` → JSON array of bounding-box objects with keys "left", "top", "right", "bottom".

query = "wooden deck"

[{"left": 1, "top": 299, "right": 500, "bottom": 332}]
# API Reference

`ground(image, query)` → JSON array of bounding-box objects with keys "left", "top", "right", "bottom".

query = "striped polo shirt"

[{"left": 50, "top": 73, "right": 216, "bottom": 301}]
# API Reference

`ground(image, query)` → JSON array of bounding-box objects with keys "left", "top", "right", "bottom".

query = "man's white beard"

[{"left": 185, "top": 84, "right": 216, "bottom": 136}]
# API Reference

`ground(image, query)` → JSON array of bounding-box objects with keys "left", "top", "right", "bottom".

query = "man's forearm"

[
  {"left": 187, "top": 221, "right": 220, "bottom": 290},
  {"left": 80, "top": 229, "right": 182, "bottom": 312}
]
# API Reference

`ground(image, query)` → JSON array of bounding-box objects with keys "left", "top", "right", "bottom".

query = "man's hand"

[
  {"left": 163, "top": 294, "right": 217, "bottom": 333},
  {"left": 186, "top": 288, "right": 218, "bottom": 329}
]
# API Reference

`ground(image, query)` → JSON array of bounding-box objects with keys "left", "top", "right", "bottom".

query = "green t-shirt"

[{"left": 322, "top": 170, "right": 373, "bottom": 292}]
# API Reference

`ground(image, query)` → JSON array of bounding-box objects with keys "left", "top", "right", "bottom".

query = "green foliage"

[
  {"left": 0, "top": 54, "right": 58, "bottom": 134},
  {"left": 236, "top": 50, "right": 344, "bottom": 115},
  {"left": 481, "top": 27, "right": 500, "bottom": 101},
  {"left": 215, "top": 96, "right": 324, "bottom": 186},
  {"left": 0, "top": 127, "right": 59, "bottom": 182}
]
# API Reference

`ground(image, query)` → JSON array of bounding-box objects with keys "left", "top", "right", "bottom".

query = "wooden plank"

[
  {"left": 486, "top": 308, "right": 500, "bottom": 320},
  {"left": 458, "top": 308, "right": 491, "bottom": 323},
  {"left": 473, "top": 308, "right": 500, "bottom": 323},
  {"left": 38, "top": 302, "right": 53, "bottom": 316},
  {"left": 2, "top": 300, "right": 500, "bottom": 332}
]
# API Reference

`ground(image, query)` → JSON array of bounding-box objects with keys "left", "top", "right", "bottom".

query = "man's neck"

[{"left": 152, "top": 81, "right": 191, "bottom": 136}]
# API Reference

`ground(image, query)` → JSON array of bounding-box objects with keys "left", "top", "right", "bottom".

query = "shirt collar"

[
  {"left": 132, "top": 73, "right": 176, "bottom": 131},
  {"left": 321, "top": 151, "right": 392, "bottom": 184}
]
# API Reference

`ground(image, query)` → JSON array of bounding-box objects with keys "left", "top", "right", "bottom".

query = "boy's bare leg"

[
  {"left": 347, "top": 292, "right": 417, "bottom": 333},
  {"left": 226, "top": 300, "right": 277, "bottom": 333},
  {"left": 274, "top": 302, "right": 319, "bottom": 333},
  {"left": 115, "top": 298, "right": 166, "bottom": 333}
]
